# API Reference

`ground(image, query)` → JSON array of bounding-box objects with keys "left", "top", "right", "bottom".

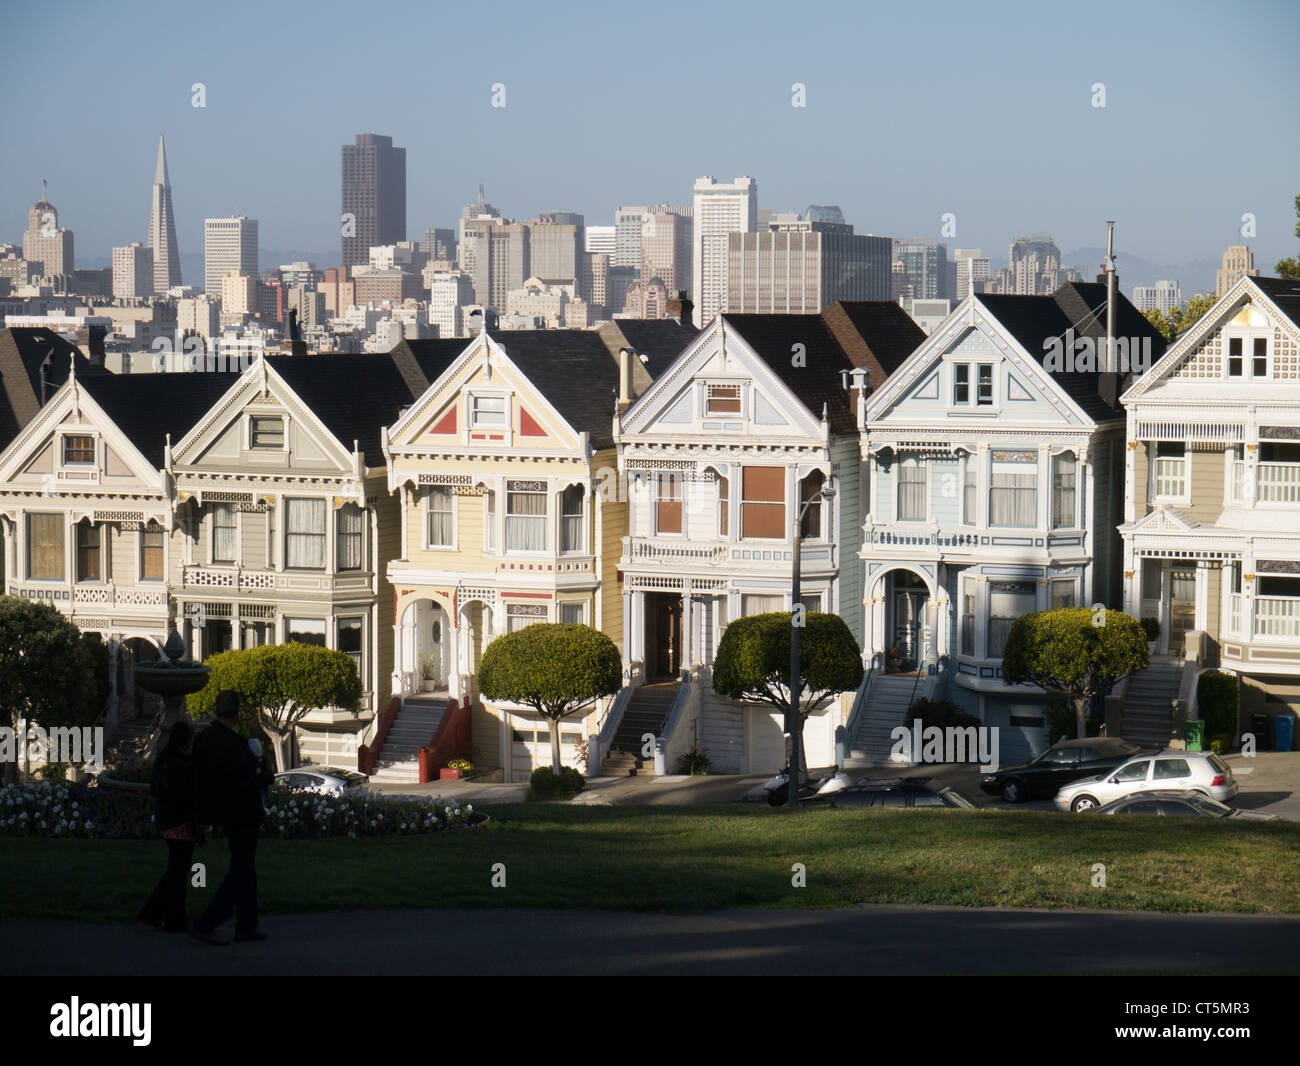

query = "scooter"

[{"left": 764, "top": 763, "right": 851, "bottom": 806}]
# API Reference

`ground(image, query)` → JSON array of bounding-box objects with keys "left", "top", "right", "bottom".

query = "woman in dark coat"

[{"left": 139, "top": 721, "right": 198, "bottom": 932}]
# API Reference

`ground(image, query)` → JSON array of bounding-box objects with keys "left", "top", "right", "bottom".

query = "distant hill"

[{"left": 1065, "top": 247, "right": 1219, "bottom": 300}]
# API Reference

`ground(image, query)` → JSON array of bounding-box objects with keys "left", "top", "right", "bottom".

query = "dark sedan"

[
  {"left": 806, "top": 777, "right": 977, "bottom": 809},
  {"left": 1093, "top": 789, "right": 1280, "bottom": 820},
  {"left": 980, "top": 737, "right": 1158, "bottom": 804}
]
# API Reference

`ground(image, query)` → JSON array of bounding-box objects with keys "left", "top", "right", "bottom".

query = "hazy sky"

[{"left": 3, "top": 0, "right": 1298, "bottom": 274}]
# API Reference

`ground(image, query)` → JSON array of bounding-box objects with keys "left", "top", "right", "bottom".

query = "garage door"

[{"left": 509, "top": 716, "right": 584, "bottom": 782}]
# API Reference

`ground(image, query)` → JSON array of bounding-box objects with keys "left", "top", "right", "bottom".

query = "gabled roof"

[
  {"left": 264, "top": 353, "right": 423, "bottom": 464},
  {"left": 597, "top": 319, "right": 698, "bottom": 381},
  {"left": 721, "top": 314, "right": 859, "bottom": 433},
  {"left": 0, "top": 328, "right": 96, "bottom": 450},
  {"left": 482, "top": 330, "right": 627, "bottom": 449},
  {"left": 1250, "top": 275, "right": 1300, "bottom": 329},
  {"left": 393, "top": 337, "right": 473, "bottom": 384},
  {"left": 823, "top": 300, "right": 926, "bottom": 377},
  {"left": 76, "top": 371, "right": 241, "bottom": 467}
]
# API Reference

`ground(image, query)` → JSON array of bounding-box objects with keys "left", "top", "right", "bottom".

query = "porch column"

[
  {"left": 622, "top": 589, "right": 633, "bottom": 681},
  {"left": 1195, "top": 560, "right": 1212, "bottom": 635},
  {"left": 391, "top": 620, "right": 404, "bottom": 698},
  {"left": 680, "top": 578, "right": 693, "bottom": 674},
  {"left": 1243, "top": 547, "right": 1256, "bottom": 643},
  {"left": 447, "top": 613, "right": 462, "bottom": 701}
]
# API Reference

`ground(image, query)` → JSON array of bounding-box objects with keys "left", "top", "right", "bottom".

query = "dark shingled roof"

[
  {"left": 394, "top": 337, "right": 475, "bottom": 383},
  {"left": 265, "top": 353, "right": 421, "bottom": 465},
  {"left": 976, "top": 282, "right": 1167, "bottom": 421},
  {"left": 485, "top": 330, "right": 624, "bottom": 448},
  {"left": 0, "top": 328, "right": 95, "bottom": 450},
  {"left": 76, "top": 371, "right": 241, "bottom": 467},
  {"left": 721, "top": 314, "right": 860, "bottom": 433},
  {"left": 824, "top": 301, "right": 927, "bottom": 376},
  {"left": 1252, "top": 275, "right": 1300, "bottom": 330},
  {"left": 598, "top": 319, "right": 698, "bottom": 380}
]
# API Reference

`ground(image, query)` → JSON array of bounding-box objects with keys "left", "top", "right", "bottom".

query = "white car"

[
  {"left": 1053, "top": 751, "right": 1238, "bottom": 813},
  {"left": 272, "top": 766, "right": 369, "bottom": 797}
]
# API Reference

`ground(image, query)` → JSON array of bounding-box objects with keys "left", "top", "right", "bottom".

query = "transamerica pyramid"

[{"left": 146, "top": 135, "right": 181, "bottom": 293}]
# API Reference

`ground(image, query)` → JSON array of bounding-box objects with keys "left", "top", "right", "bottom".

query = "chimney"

[
  {"left": 666, "top": 289, "right": 692, "bottom": 327},
  {"left": 1099, "top": 221, "right": 1120, "bottom": 407},
  {"left": 88, "top": 324, "right": 106, "bottom": 365},
  {"left": 618, "top": 347, "right": 633, "bottom": 406}
]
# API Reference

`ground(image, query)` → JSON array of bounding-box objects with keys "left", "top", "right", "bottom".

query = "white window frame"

[
  {"left": 559, "top": 601, "right": 586, "bottom": 625},
  {"left": 483, "top": 488, "right": 498, "bottom": 552},
  {"left": 895, "top": 455, "right": 927, "bottom": 523},
  {"left": 139, "top": 523, "right": 166, "bottom": 582},
  {"left": 1051, "top": 451, "right": 1078, "bottom": 530},
  {"left": 248, "top": 413, "right": 287, "bottom": 451},
  {"left": 1151, "top": 441, "right": 1191, "bottom": 506},
  {"left": 505, "top": 480, "right": 548, "bottom": 554},
  {"left": 468, "top": 393, "right": 507, "bottom": 429},
  {"left": 284, "top": 497, "right": 327, "bottom": 570},
  {"left": 59, "top": 431, "right": 98, "bottom": 468},
  {"left": 705, "top": 382, "right": 743, "bottom": 416},
  {"left": 559, "top": 484, "right": 585, "bottom": 555},
  {"left": 210, "top": 502, "right": 238, "bottom": 565},
  {"left": 424, "top": 486, "right": 457, "bottom": 550}
]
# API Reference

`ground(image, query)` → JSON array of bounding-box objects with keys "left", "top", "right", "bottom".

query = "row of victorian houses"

[{"left": 2, "top": 273, "right": 1298, "bottom": 780}]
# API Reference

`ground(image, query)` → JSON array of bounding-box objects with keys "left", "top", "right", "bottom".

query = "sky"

[{"left": 3, "top": 0, "right": 1298, "bottom": 280}]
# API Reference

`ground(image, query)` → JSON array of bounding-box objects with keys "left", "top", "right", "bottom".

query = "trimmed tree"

[
  {"left": 0, "top": 597, "right": 103, "bottom": 782},
  {"left": 1001, "top": 607, "right": 1148, "bottom": 741},
  {"left": 712, "top": 611, "right": 863, "bottom": 774},
  {"left": 187, "top": 642, "right": 363, "bottom": 771},
  {"left": 477, "top": 624, "right": 621, "bottom": 775}
]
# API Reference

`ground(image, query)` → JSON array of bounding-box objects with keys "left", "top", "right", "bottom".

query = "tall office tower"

[
  {"left": 894, "top": 237, "right": 952, "bottom": 301},
  {"left": 428, "top": 270, "right": 476, "bottom": 338},
  {"left": 1216, "top": 245, "right": 1259, "bottom": 297},
  {"left": 586, "top": 226, "right": 616, "bottom": 257},
  {"left": 582, "top": 252, "right": 609, "bottom": 309},
  {"left": 805, "top": 204, "right": 846, "bottom": 224},
  {"left": 693, "top": 176, "right": 758, "bottom": 326},
  {"left": 147, "top": 136, "right": 182, "bottom": 293},
  {"left": 204, "top": 216, "right": 259, "bottom": 297},
  {"left": 1006, "top": 233, "right": 1063, "bottom": 295},
  {"left": 178, "top": 295, "right": 220, "bottom": 338},
  {"left": 529, "top": 217, "right": 582, "bottom": 285},
  {"left": 23, "top": 197, "right": 75, "bottom": 278},
  {"left": 112, "top": 242, "right": 154, "bottom": 299},
  {"left": 726, "top": 220, "right": 892, "bottom": 313},
  {"left": 488, "top": 223, "right": 530, "bottom": 310},
  {"left": 459, "top": 188, "right": 501, "bottom": 242},
  {"left": 614, "top": 206, "right": 647, "bottom": 270},
  {"left": 287, "top": 284, "right": 327, "bottom": 331},
  {"left": 459, "top": 216, "right": 495, "bottom": 305},
  {"left": 279, "top": 261, "right": 322, "bottom": 289},
  {"left": 606, "top": 266, "right": 637, "bottom": 316},
  {"left": 420, "top": 227, "right": 457, "bottom": 261},
  {"left": 1132, "top": 279, "right": 1181, "bottom": 312},
  {"left": 640, "top": 209, "right": 692, "bottom": 295},
  {"left": 954, "top": 248, "right": 991, "bottom": 299},
  {"left": 341, "top": 133, "right": 407, "bottom": 269},
  {"left": 220, "top": 271, "right": 258, "bottom": 316}
]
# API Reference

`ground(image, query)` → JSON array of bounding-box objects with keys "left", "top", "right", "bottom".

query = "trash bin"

[
  {"left": 1275, "top": 715, "right": 1294, "bottom": 753},
  {"left": 1185, "top": 720, "right": 1204, "bottom": 752},
  {"left": 1251, "top": 712, "right": 1272, "bottom": 750}
]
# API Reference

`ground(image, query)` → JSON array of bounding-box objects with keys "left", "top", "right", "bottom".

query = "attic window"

[
  {"left": 471, "top": 395, "right": 506, "bottom": 428},
  {"left": 250, "top": 415, "right": 284, "bottom": 449},
  {"left": 706, "top": 384, "right": 741, "bottom": 414},
  {"left": 62, "top": 435, "right": 95, "bottom": 465}
]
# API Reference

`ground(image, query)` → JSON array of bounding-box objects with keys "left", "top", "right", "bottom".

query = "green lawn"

[{"left": 3, "top": 805, "right": 1299, "bottom": 921}]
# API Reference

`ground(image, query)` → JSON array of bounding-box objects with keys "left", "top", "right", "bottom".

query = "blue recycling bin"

[{"left": 1275, "top": 715, "right": 1294, "bottom": 753}]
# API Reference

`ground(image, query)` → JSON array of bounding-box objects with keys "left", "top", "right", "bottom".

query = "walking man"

[{"left": 191, "top": 689, "right": 266, "bottom": 946}]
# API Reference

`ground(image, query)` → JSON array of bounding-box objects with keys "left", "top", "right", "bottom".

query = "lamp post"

[{"left": 788, "top": 478, "right": 836, "bottom": 808}]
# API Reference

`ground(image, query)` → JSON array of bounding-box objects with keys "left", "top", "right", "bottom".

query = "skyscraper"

[
  {"left": 1216, "top": 245, "right": 1259, "bottom": 297},
  {"left": 205, "top": 216, "right": 259, "bottom": 297},
  {"left": 341, "top": 133, "right": 407, "bottom": 269},
  {"left": 112, "top": 242, "right": 153, "bottom": 299},
  {"left": 693, "top": 176, "right": 758, "bottom": 326},
  {"left": 954, "top": 248, "right": 990, "bottom": 299},
  {"left": 1006, "top": 233, "right": 1063, "bottom": 295},
  {"left": 147, "top": 136, "right": 181, "bottom": 293},
  {"left": 23, "top": 196, "right": 74, "bottom": 279},
  {"left": 640, "top": 209, "right": 693, "bottom": 296},
  {"left": 894, "top": 237, "right": 953, "bottom": 301},
  {"left": 614, "top": 206, "right": 648, "bottom": 270}
]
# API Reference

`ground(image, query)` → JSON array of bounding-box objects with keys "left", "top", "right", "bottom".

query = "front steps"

[
  {"left": 599, "top": 682, "right": 679, "bottom": 776},
  {"left": 1121, "top": 664, "right": 1182, "bottom": 747},
  {"left": 368, "top": 696, "right": 448, "bottom": 784},
  {"left": 850, "top": 674, "right": 923, "bottom": 765}
]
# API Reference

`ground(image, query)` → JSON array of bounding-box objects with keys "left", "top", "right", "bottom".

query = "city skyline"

[{"left": 2, "top": 0, "right": 1297, "bottom": 278}]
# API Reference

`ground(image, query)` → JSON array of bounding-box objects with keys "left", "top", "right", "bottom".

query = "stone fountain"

[{"left": 133, "top": 630, "right": 211, "bottom": 761}]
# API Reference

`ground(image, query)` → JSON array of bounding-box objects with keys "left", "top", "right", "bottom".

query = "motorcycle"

[{"left": 764, "top": 763, "right": 851, "bottom": 806}]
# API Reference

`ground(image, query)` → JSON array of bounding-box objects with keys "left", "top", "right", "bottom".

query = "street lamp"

[{"left": 788, "top": 477, "right": 836, "bottom": 808}]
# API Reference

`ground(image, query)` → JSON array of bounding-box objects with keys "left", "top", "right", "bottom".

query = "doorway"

[
  {"left": 1168, "top": 569, "right": 1196, "bottom": 656},
  {"left": 887, "top": 571, "right": 929, "bottom": 673},
  {"left": 645, "top": 592, "right": 682, "bottom": 681}
]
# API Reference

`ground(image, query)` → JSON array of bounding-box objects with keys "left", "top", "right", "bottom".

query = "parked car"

[
  {"left": 1092, "top": 790, "right": 1279, "bottom": 821},
  {"left": 804, "top": 777, "right": 977, "bottom": 810},
  {"left": 1054, "top": 751, "right": 1238, "bottom": 812},
  {"left": 980, "top": 738, "right": 1157, "bottom": 804},
  {"left": 272, "top": 766, "right": 369, "bottom": 797}
]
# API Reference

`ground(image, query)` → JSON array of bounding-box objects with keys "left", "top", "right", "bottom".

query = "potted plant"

[
  {"left": 440, "top": 757, "right": 473, "bottom": 780},
  {"left": 1140, "top": 617, "right": 1160, "bottom": 655},
  {"left": 419, "top": 652, "right": 438, "bottom": 693}
]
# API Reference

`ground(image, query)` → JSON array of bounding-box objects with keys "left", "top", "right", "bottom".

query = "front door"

[
  {"left": 1168, "top": 569, "right": 1196, "bottom": 656},
  {"left": 888, "top": 573, "right": 928, "bottom": 673},
  {"left": 646, "top": 593, "right": 682, "bottom": 681}
]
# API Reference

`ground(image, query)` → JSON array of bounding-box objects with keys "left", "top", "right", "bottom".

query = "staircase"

[
  {"left": 368, "top": 697, "right": 448, "bottom": 784},
  {"left": 850, "top": 674, "right": 922, "bottom": 765},
  {"left": 1121, "top": 663, "right": 1181, "bottom": 747},
  {"left": 599, "top": 682, "right": 678, "bottom": 776}
]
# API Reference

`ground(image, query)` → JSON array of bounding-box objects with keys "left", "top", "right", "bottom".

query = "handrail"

[
  {"left": 358, "top": 694, "right": 401, "bottom": 776},
  {"left": 589, "top": 684, "right": 633, "bottom": 778},
  {"left": 421, "top": 697, "right": 471, "bottom": 783},
  {"left": 655, "top": 673, "right": 695, "bottom": 775},
  {"left": 841, "top": 665, "right": 875, "bottom": 756}
]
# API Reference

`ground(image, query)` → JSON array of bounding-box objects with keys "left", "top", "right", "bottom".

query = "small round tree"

[
  {"left": 712, "top": 611, "right": 863, "bottom": 774},
  {"left": 1001, "top": 607, "right": 1148, "bottom": 741},
  {"left": 187, "top": 642, "right": 363, "bottom": 771},
  {"left": 477, "top": 624, "right": 621, "bottom": 775},
  {"left": 0, "top": 597, "right": 102, "bottom": 782}
]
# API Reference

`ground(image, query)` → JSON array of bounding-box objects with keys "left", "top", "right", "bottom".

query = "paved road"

[{"left": 4, "top": 906, "right": 1298, "bottom": 975}]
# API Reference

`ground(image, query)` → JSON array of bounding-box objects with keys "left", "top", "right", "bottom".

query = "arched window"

[{"left": 800, "top": 470, "right": 827, "bottom": 539}]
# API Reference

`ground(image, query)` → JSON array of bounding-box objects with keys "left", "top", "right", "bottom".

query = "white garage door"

[{"left": 509, "top": 716, "right": 584, "bottom": 782}]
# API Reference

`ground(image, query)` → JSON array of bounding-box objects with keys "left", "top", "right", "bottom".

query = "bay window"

[
  {"left": 506, "top": 481, "right": 547, "bottom": 551},
  {"left": 211, "top": 503, "right": 236, "bottom": 564},
  {"left": 718, "top": 475, "right": 729, "bottom": 537},
  {"left": 989, "top": 581, "right": 1037, "bottom": 658},
  {"left": 800, "top": 471, "right": 826, "bottom": 539},
  {"left": 76, "top": 522, "right": 101, "bottom": 582},
  {"left": 962, "top": 455, "right": 978, "bottom": 525},
  {"left": 989, "top": 453, "right": 1037, "bottom": 528},
  {"left": 285, "top": 498, "right": 326, "bottom": 569},
  {"left": 560, "top": 485, "right": 585, "bottom": 553},
  {"left": 741, "top": 466, "right": 785, "bottom": 540},
  {"left": 337, "top": 504, "right": 364, "bottom": 570},
  {"left": 1051, "top": 452, "right": 1077, "bottom": 529},
  {"left": 338, "top": 617, "right": 363, "bottom": 677},
  {"left": 140, "top": 524, "right": 165, "bottom": 581},
  {"left": 484, "top": 489, "right": 498, "bottom": 551}
]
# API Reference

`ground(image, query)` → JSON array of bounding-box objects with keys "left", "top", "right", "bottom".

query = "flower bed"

[{"left": 0, "top": 781, "right": 482, "bottom": 840}]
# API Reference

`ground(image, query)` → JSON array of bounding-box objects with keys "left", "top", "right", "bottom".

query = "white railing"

[
  {"left": 622, "top": 536, "right": 728, "bottom": 564},
  {"left": 1255, "top": 596, "right": 1300, "bottom": 638},
  {"left": 1154, "top": 458, "right": 1186, "bottom": 498},
  {"left": 1257, "top": 463, "right": 1300, "bottom": 503}
]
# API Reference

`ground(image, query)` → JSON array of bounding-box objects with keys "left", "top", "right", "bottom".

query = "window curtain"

[
  {"left": 28, "top": 514, "right": 64, "bottom": 580},
  {"left": 560, "top": 486, "right": 584, "bottom": 553},
  {"left": 337, "top": 504, "right": 364, "bottom": 570},
  {"left": 427, "top": 488, "right": 453, "bottom": 546},
  {"left": 989, "top": 472, "right": 1037, "bottom": 528},
  {"left": 285, "top": 498, "right": 325, "bottom": 568},
  {"left": 897, "top": 459, "right": 925, "bottom": 520},
  {"left": 1052, "top": 454, "right": 1077, "bottom": 529},
  {"left": 484, "top": 490, "right": 497, "bottom": 551},
  {"left": 212, "top": 504, "right": 236, "bottom": 563},
  {"left": 506, "top": 489, "right": 547, "bottom": 551}
]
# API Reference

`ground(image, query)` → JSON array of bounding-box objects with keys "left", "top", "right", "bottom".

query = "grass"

[{"left": 2, "top": 804, "right": 1299, "bottom": 922}]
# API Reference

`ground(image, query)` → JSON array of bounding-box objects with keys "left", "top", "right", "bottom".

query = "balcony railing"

[
  {"left": 865, "top": 529, "right": 981, "bottom": 549},
  {"left": 181, "top": 565, "right": 372, "bottom": 592},
  {"left": 1230, "top": 461, "right": 1300, "bottom": 504},
  {"left": 1154, "top": 458, "right": 1186, "bottom": 498},
  {"left": 1255, "top": 596, "right": 1300, "bottom": 638},
  {"left": 622, "top": 537, "right": 729, "bottom": 565}
]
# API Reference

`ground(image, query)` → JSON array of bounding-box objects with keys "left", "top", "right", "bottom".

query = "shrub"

[
  {"left": 1197, "top": 671, "right": 1238, "bottom": 739},
  {"left": 1044, "top": 700, "right": 1081, "bottom": 744},
  {"left": 36, "top": 762, "right": 68, "bottom": 781},
  {"left": 674, "top": 746, "right": 712, "bottom": 775},
  {"left": 527, "top": 765, "right": 585, "bottom": 801},
  {"left": 1140, "top": 617, "right": 1160, "bottom": 642}
]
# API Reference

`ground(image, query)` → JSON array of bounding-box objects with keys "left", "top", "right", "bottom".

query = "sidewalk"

[{"left": 369, "top": 772, "right": 773, "bottom": 805}]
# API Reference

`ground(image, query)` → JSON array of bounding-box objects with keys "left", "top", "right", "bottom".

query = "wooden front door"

[
  {"left": 646, "top": 593, "right": 682, "bottom": 681},
  {"left": 1169, "top": 569, "right": 1196, "bottom": 656}
]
